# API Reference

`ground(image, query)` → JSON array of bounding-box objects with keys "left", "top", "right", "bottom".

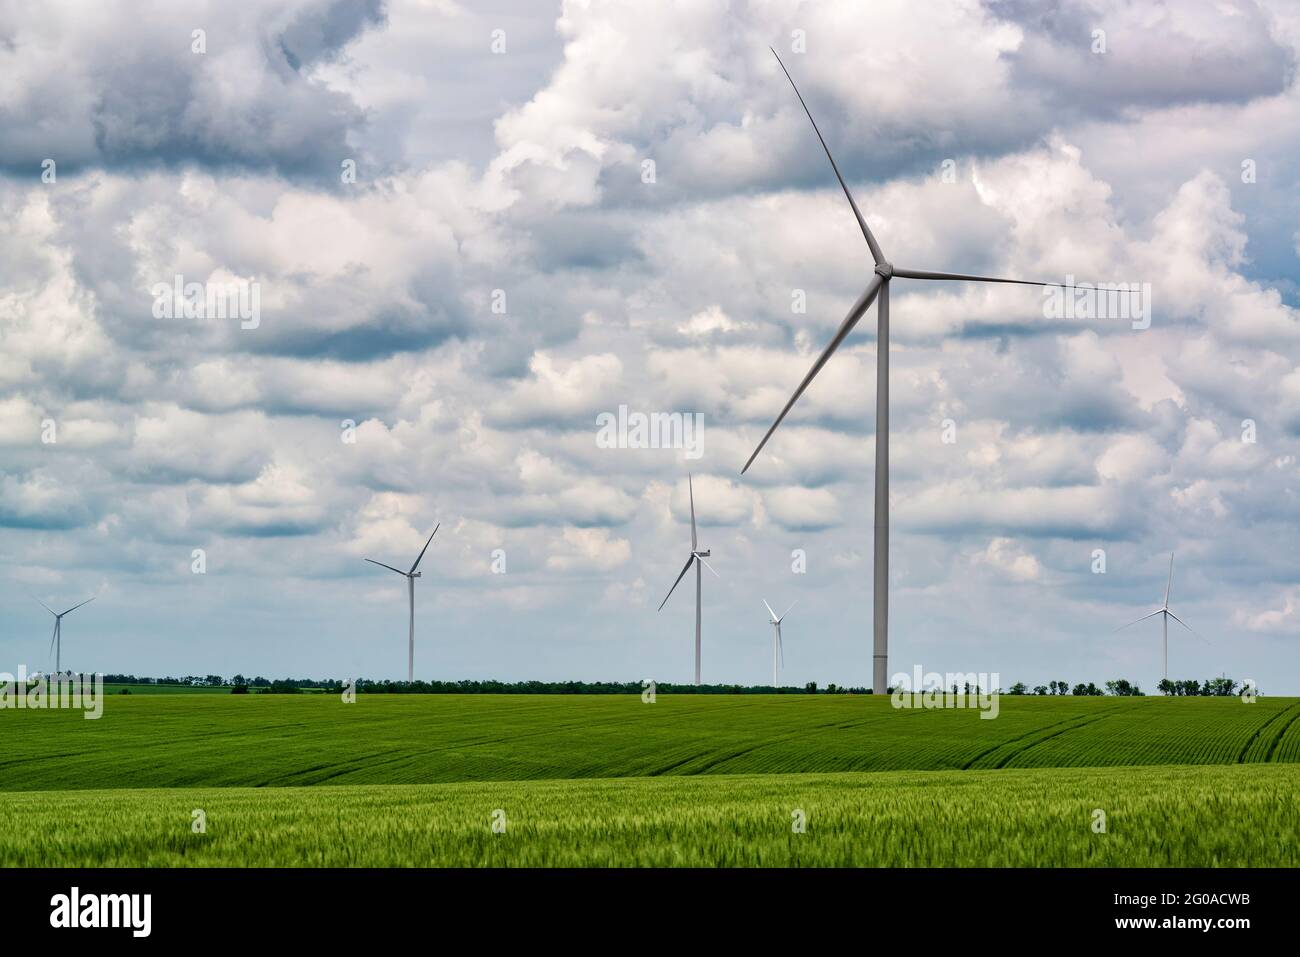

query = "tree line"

[
  {"left": 1004, "top": 677, "right": 1246, "bottom": 697},
  {"left": 100, "top": 674, "right": 1248, "bottom": 696}
]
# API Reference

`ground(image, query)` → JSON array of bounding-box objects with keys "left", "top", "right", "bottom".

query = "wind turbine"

[
  {"left": 658, "top": 474, "right": 719, "bottom": 685},
  {"left": 763, "top": 599, "right": 796, "bottom": 687},
  {"left": 1115, "top": 552, "right": 1205, "bottom": 681},
  {"left": 742, "top": 48, "right": 1087, "bottom": 695},
  {"left": 37, "top": 597, "right": 95, "bottom": 674},
  {"left": 365, "top": 525, "right": 439, "bottom": 682}
]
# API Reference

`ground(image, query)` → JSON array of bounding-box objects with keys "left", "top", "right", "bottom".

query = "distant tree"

[
  {"left": 1203, "top": 677, "right": 1237, "bottom": 697},
  {"left": 1008, "top": 682, "right": 1027, "bottom": 695},
  {"left": 230, "top": 684, "right": 249, "bottom": 694},
  {"left": 1033, "top": 685, "right": 1049, "bottom": 696},
  {"left": 805, "top": 682, "right": 817, "bottom": 693},
  {"left": 1157, "top": 678, "right": 1175, "bottom": 696},
  {"left": 231, "top": 674, "right": 247, "bottom": 687},
  {"left": 1105, "top": 679, "right": 1144, "bottom": 697},
  {"left": 1071, "top": 683, "right": 1088, "bottom": 696},
  {"left": 205, "top": 674, "right": 224, "bottom": 687}
]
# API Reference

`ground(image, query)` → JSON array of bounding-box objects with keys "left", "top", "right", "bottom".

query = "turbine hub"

[{"left": 874, "top": 261, "right": 894, "bottom": 279}]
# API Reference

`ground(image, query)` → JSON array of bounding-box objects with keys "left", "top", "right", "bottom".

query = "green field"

[
  {"left": 1, "top": 764, "right": 1295, "bottom": 866},
  {"left": 3, "top": 695, "right": 1296, "bottom": 866},
  {"left": 2, "top": 694, "right": 1297, "bottom": 790}
]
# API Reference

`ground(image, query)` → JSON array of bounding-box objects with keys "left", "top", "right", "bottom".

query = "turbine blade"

[
  {"left": 698, "top": 556, "right": 720, "bottom": 578},
  {"left": 892, "top": 267, "right": 1072, "bottom": 288},
  {"left": 779, "top": 599, "right": 798, "bottom": 622},
  {"left": 1113, "top": 609, "right": 1164, "bottom": 633},
  {"left": 1165, "top": 552, "right": 1174, "bottom": 607},
  {"left": 1165, "top": 609, "right": 1209, "bottom": 643},
  {"left": 409, "top": 524, "right": 440, "bottom": 574},
  {"left": 365, "top": 559, "right": 408, "bottom": 576},
  {"left": 762, "top": 599, "right": 778, "bottom": 620},
  {"left": 658, "top": 555, "right": 696, "bottom": 611},
  {"left": 35, "top": 598, "right": 56, "bottom": 616},
  {"left": 770, "top": 47, "right": 884, "bottom": 264},
  {"left": 741, "top": 274, "right": 883, "bottom": 474},
  {"left": 688, "top": 474, "right": 697, "bottom": 551},
  {"left": 48, "top": 621, "right": 58, "bottom": 656},
  {"left": 61, "top": 597, "right": 95, "bottom": 616}
]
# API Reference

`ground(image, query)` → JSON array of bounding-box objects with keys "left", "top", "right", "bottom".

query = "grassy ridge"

[
  {"left": 2, "top": 764, "right": 1295, "bottom": 866},
  {"left": 2, "top": 694, "right": 1297, "bottom": 792}
]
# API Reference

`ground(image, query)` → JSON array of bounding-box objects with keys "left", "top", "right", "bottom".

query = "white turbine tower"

[
  {"left": 742, "top": 48, "right": 1089, "bottom": 695},
  {"left": 1115, "top": 552, "right": 1205, "bottom": 681},
  {"left": 763, "top": 599, "right": 796, "bottom": 687},
  {"left": 658, "top": 474, "right": 719, "bottom": 685},
  {"left": 365, "top": 525, "right": 439, "bottom": 682},
  {"left": 37, "top": 597, "right": 95, "bottom": 674}
]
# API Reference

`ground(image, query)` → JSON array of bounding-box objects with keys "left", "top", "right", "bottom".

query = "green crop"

[
  {"left": 1, "top": 764, "right": 1295, "bottom": 867},
  {"left": 1, "top": 694, "right": 1296, "bottom": 792}
]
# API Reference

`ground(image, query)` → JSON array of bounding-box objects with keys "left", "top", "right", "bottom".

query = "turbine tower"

[
  {"left": 763, "top": 599, "right": 796, "bottom": 687},
  {"left": 365, "top": 525, "right": 439, "bottom": 682},
  {"left": 1115, "top": 552, "right": 1204, "bottom": 681},
  {"left": 743, "top": 48, "right": 1087, "bottom": 695},
  {"left": 37, "top": 598, "right": 94, "bottom": 670},
  {"left": 658, "top": 474, "right": 719, "bottom": 685}
]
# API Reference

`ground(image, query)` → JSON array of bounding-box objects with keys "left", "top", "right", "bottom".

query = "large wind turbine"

[
  {"left": 742, "top": 48, "right": 1085, "bottom": 695},
  {"left": 1115, "top": 552, "right": 1204, "bottom": 681},
  {"left": 658, "top": 474, "right": 719, "bottom": 685},
  {"left": 763, "top": 599, "right": 796, "bottom": 687},
  {"left": 365, "top": 525, "right": 439, "bottom": 682},
  {"left": 37, "top": 597, "right": 95, "bottom": 674}
]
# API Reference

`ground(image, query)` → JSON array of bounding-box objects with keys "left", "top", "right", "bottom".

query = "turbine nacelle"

[{"left": 874, "top": 261, "right": 894, "bottom": 279}]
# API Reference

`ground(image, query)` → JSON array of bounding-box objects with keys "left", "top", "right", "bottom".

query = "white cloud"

[{"left": 974, "top": 537, "right": 1042, "bottom": 582}]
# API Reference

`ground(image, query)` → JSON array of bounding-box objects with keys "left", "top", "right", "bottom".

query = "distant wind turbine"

[
  {"left": 658, "top": 474, "right": 719, "bottom": 685},
  {"left": 1115, "top": 552, "right": 1206, "bottom": 681},
  {"left": 37, "top": 597, "right": 95, "bottom": 674},
  {"left": 742, "top": 48, "right": 1090, "bottom": 695},
  {"left": 763, "top": 599, "right": 796, "bottom": 687},
  {"left": 365, "top": 525, "right": 439, "bottom": 682}
]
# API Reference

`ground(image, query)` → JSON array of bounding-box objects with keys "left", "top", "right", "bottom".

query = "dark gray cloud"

[{"left": 0, "top": 0, "right": 387, "bottom": 180}]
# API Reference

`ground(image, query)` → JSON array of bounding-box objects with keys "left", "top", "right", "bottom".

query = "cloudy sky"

[{"left": 2, "top": 0, "right": 1298, "bottom": 691}]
